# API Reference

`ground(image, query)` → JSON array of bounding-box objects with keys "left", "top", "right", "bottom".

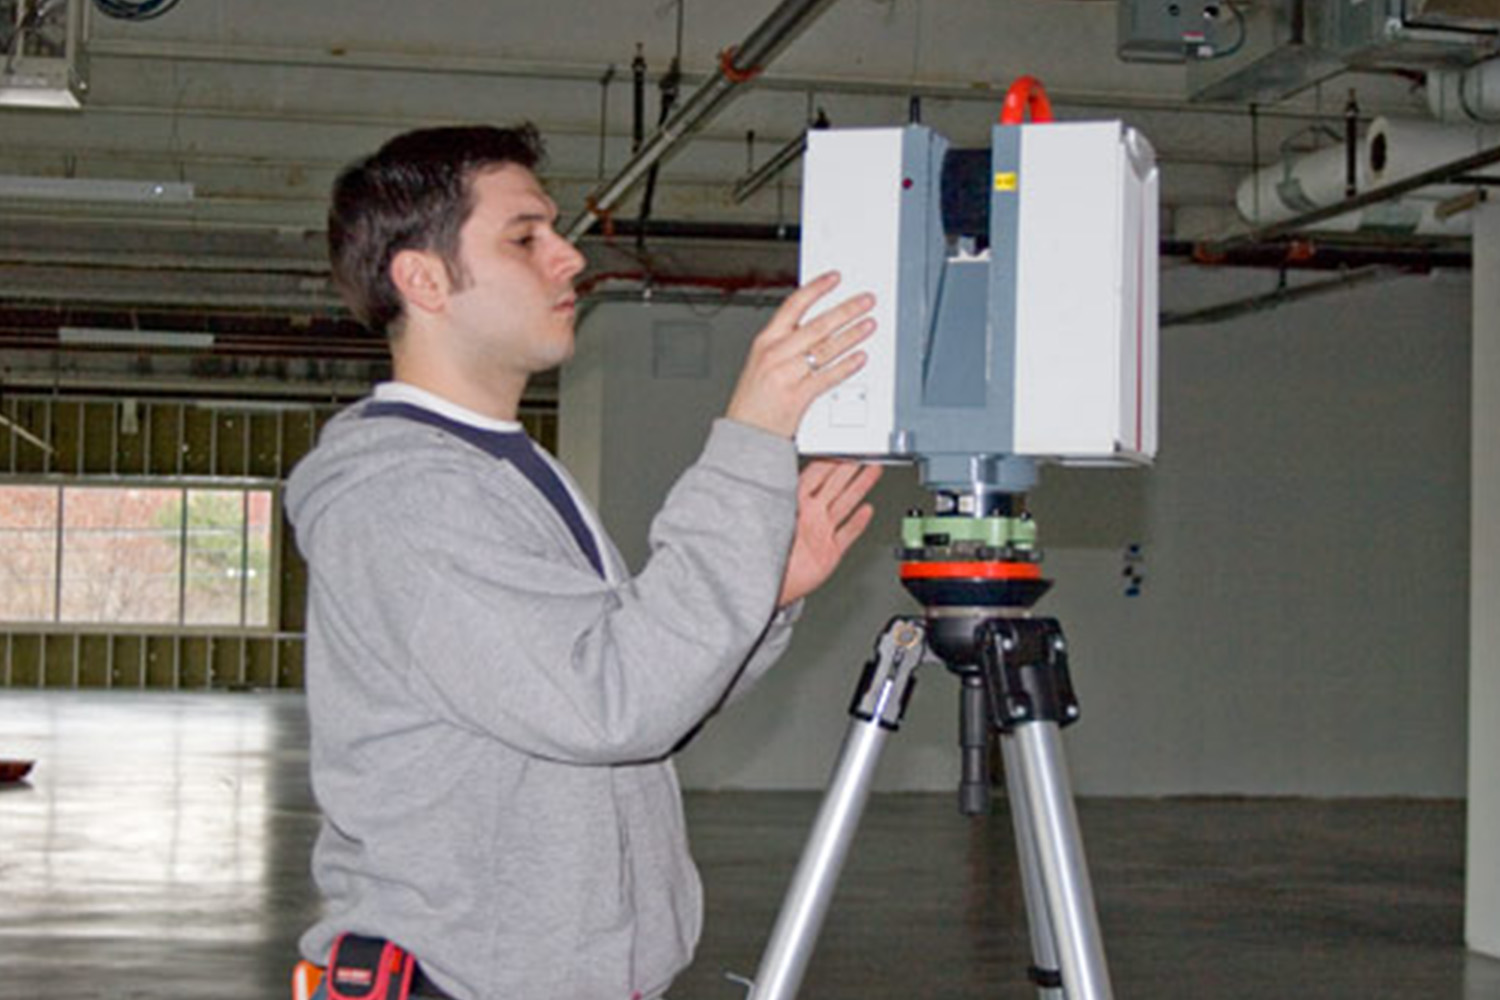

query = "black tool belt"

[{"left": 325, "top": 934, "right": 454, "bottom": 1000}]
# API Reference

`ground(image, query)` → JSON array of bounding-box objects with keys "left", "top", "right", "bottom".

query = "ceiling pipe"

[
  {"left": 1206, "top": 140, "right": 1500, "bottom": 253},
  {"left": 732, "top": 108, "right": 829, "bottom": 205},
  {"left": 83, "top": 37, "right": 1388, "bottom": 124},
  {"left": 563, "top": 0, "right": 841, "bottom": 241},
  {"left": 1161, "top": 266, "right": 1398, "bottom": 327},
  {"left": 1427, "top": 58, "right": 1500, "bottom": 124},
  {"left": 730, "top": 134, "right": 807, "bottom": 202},
  {"left": 1160, "top": 237, "right": 1469, "bottom": 271},
  {"left": 0, "top": 369, "right": 392, "bottom": 402}
]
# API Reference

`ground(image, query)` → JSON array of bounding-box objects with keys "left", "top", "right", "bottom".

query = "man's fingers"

[
  {"left": 801, "top": 317, "right": 876, "bottom": 372},
  {"left": 833, "top": 503, "right": 876, "bottom": 551},
  {"left": 764, "top": 271, "right": 843, "bottom": 345},
  {"left": 799, "top": 313, "right": 876, "bottom": 381},
  {"left": 788, "top": 295, "right": 875, "bottom": 359},
  {"left": 828, "top": 464, "right": 883, "bottom": 523},
  {"left": 809, "top": 349, "right": 867, "bottom": 391},
  {"left": 807, "top": 460, "right": 861, "bottom": 502},
  {"left": 797, "top": 460, "right": 839, "bottom": 500}
]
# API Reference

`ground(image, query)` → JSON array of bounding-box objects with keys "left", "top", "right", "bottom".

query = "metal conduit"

[
  {"left": 732, "top": 109, "right": 827, "bottom": 205},
  {"left": 563, "top": 0, "right": 841, "bottom": 241},
  {"left": 1161, "top": 266, "right": 1396, "bottom": 328}
]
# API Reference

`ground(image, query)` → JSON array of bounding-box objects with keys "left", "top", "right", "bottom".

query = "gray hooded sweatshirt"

[{"left": 285, "top": 398, "right": 799, "bottom": 1000}]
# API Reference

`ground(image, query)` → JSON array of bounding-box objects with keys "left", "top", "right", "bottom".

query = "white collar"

[{"left": 372, "top": 382, "right": 525, "bottom": 434}]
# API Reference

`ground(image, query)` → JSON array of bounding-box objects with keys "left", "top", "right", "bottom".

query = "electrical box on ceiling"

[
  {"left": 795, "top": 123, "right": 1158, "bottom": 488},
  {"left": 1409, "top": 0, "right": 1500, "bottom": 32},
  {"left": 0, "top": 0, "right": 88, "bottom": 109},
  {"left": 1171, "top": 0, "right": 1500, "bottom": 104},
  {"left": 1184, "top": 0, "right": 1343, "bottom": 103},
  {"left": 1117, "top": 0, "right": 1237, "bottom": 62},
  {"left": 1323, "top": 0, "right": 1500, "bottom": 68}
]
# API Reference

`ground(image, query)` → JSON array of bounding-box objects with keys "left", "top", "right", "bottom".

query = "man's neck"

[
  {"left": 390, "top": 353, "right": 527, "bottom": 423},
  {"left": 374, "top": 383, "right": 525, "bottom": 433}
]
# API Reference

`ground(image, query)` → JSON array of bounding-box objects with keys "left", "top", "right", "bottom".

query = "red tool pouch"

[{"left": 325, "top": 933, "right": 417, "bottom": 1000}]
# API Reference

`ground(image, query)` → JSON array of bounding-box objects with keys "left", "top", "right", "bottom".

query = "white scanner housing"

[{"left": 796, "top": 122, "right": 1159, "bottom": 490}]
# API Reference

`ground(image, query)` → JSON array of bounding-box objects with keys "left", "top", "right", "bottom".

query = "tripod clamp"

[
  {"left": 850, "top": 618, "right": 927, "bottom": 729},
  {"left": 977, "top": 617, "right": 1080, "bottom": 732},
  {"left": 846, "top": 616, "right": 1080, "bottom": 735}
]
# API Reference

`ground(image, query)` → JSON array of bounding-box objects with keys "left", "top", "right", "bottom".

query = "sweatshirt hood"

[{"left": 284, "top": 401, "right": 434, "bottom": 550}]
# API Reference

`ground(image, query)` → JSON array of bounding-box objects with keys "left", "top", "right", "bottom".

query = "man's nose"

[{"left": 550, "top": 233, "right": 586, "bottom": 282}]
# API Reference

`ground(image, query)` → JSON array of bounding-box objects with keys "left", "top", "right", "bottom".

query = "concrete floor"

[{"left": 2, "top": 691, "right": 1498, "bottom": 1000}]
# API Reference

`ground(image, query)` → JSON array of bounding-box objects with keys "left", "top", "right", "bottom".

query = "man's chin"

[{"left": 539, "top": 335, "right": 576, "bottom": 373}]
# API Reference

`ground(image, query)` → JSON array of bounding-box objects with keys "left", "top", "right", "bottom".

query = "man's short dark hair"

[{"left": 328, "top": 124, "right": 545, "bottom": 336}]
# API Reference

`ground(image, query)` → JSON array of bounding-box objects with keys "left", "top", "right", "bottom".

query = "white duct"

[
  {"left": 1234, "top": 119, "right": 1494, "bottom": 234},
  {"left": 1428, "top": 58, "right": 1500, "bottom": 124},
  {"left": 1235, "top": 142, "right": 1368, "bottom": 226},
  {"left": 1367, "top": 116, "right": 1500, "bottom": 199},
  {"left": 1252, "top": 194, "right": 1474, "bottom": 236}
]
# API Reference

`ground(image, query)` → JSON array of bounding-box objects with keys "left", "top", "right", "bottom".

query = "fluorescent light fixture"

[
  {"left": 0, "top": 175, "right": 194, "bottom": 203},
  {"left": 1, "top": 0, "right": 88, "bottom": 110},
  {"left": 0, "top": 74, "right": 84, "bottom": 109},
  {"left": 60, "top": 327, "right": 216, "bottom": 349},
  {"left": 194, "top": 400, "right": 318, "bottom": 413}
]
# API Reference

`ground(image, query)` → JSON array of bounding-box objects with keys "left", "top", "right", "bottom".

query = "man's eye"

[{"left": 512, "top": 235, "right": 536, "bottom": 248}]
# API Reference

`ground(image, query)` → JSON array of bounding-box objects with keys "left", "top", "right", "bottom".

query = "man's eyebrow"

[
  {"left": 503, "top": 211, "right": 555, "bottom": 227},
  {"left": 503, "top": 196, "right": 560, "bottom": 227}
]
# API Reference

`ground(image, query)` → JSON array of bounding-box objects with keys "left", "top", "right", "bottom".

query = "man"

[{"left": 286, "top": 123, "right": 881, "bottom": 1000}]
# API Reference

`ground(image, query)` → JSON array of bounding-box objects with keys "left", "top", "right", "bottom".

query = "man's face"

[{"left": 440, "top": 164, "right": 586, "bottom": 380}]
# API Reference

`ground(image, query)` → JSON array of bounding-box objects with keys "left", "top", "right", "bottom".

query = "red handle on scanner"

[{"left": 1000, "top": 75, "right": 1054, "bottom": 125}]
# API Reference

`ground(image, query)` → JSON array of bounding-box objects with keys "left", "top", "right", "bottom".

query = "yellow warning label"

[{"left": 994, "top": 171, "right": 1018, "bottom": 192}]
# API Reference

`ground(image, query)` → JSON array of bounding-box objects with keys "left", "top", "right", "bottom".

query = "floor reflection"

[
  {"left": 1, "top": 691, "right": 317, "bottom": 999},
  {"left": 1, "top": 690, "right": 1497, "bottom": 1000}
]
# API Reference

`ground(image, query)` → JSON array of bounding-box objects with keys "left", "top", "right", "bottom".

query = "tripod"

[{"left": 746, "top": 497, "right": 1113, "bottom": 1000}]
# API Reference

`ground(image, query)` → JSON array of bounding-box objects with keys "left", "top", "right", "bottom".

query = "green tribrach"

[{"left": 899, "top": 513, "right": 1039, "bottom": 563}]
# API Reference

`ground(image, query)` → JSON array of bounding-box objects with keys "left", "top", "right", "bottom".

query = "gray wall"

[
  {"left": 560, "top": 267, "right": 1472, "bottom": 797},
  {"left": 1469, "top": 205, "right": 1500, "bottom": 954}
]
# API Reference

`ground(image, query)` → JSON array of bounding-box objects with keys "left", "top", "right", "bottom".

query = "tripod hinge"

[
  {"left": 976, "top": 617, "right": 1080, "bottom": 731},
  {"left": 850, "top": 617, "right": 927, "bottom": 730}
]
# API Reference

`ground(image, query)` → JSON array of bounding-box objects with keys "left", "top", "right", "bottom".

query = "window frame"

[{"left": 0, "top": 475, "right": 283, "bottom": 636}]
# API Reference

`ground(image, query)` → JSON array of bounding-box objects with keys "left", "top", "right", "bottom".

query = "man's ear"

[{"left": 389, "top": 249, "right": 450, "bottom": 317}]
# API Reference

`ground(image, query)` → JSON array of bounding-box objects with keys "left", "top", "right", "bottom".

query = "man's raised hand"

[
  {"left": 726, "top": 272, "right": 876, "bottom": 439},
  {"left": 779, "top": 460, "right": 883, "bottom": 607}
]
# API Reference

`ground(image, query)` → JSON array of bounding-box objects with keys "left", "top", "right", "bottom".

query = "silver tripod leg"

[
  {"left": 748, "top": 620, "right": 926, "bottom": 1000},
  {"left": 1005, "top": 721, "right": 1114, "bottom": 1000},
  {"left": 1000, "top": 731, "right": 1066, "bottom": 1000}
]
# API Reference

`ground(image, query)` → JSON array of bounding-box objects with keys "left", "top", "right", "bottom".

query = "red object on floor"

[{"left": 0, "top": 759, "right": 35, "bottom": 782}]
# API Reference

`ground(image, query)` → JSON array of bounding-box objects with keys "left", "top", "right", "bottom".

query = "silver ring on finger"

[{"left": 804, "top": 350, "right": 819, "bottom": 374}]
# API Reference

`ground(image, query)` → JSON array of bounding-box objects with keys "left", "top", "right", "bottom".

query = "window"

[
  {"left": 0, "top": 486, "right": 58, "bottom": 622},
  {"left": 0, "top": 483, "right": 276, "bottom": 630}
]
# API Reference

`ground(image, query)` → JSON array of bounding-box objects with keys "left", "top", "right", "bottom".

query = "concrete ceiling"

[{"left": 0, "top": 0, "right": 1455, "bottom": 381}]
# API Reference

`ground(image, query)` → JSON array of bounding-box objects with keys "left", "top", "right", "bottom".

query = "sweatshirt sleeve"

[
  {"left": 309, "top": 419, "right": 799, "bottom": 766},
  {"left": 713, "top": 600, "right": 802, "bottom": 710}
]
